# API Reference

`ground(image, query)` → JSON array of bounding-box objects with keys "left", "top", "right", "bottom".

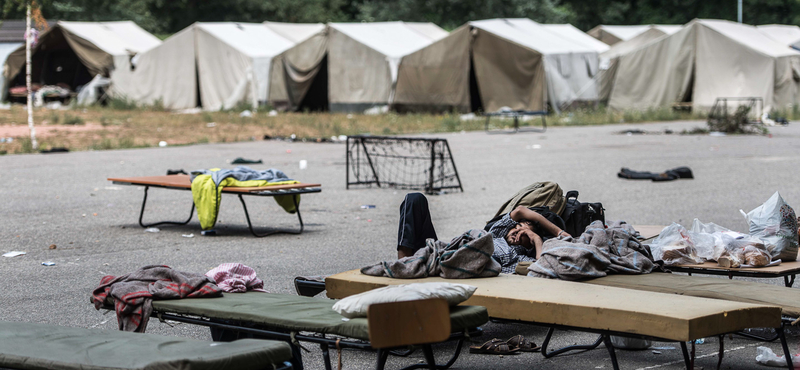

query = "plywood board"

[
  {"left": 326, "top": 269, "right": 780, "bottom": 342},
  {"left": 108, "top": 175, "right": 321, "bottom": 193}
]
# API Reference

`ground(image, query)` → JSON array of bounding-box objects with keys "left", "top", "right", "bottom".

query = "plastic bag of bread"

[
  {"left": 718, "top": 238, "right": 771, "bottom": 268},
  {"left": 741, "top": 192, "right": 798, "bottom": 261},
  {"left": 649, "top": 223, "right": 704, "bottom": 265}
]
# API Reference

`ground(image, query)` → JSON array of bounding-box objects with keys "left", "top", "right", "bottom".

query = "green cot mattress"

[
  {"left": 0, "top": 320, "right": 292, "bottom": 370},
  {"left": 152, "top": 292, "right": 489, "bottom": 341}
]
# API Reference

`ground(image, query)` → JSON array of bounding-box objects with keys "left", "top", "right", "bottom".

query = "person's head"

[{"left": 506, "top": 221, "right": 536, "bottom": 249}]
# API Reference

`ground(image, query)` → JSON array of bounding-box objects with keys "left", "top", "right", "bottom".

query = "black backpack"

[{"left": 561, "top": 190, "right": 605, "bottom": 237}]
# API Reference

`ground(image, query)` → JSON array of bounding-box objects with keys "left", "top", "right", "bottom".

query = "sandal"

[
  {"left": 469, "top": 338, "right": 518, "bottom": 355},
  {"left": 505, "top": 335, "right": 541, "bottom": 352}
]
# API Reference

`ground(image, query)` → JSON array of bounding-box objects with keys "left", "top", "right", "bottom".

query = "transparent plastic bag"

[
  {"left": 742, "top": 192, "right": 799, "bottom": 261},
  {"left": 650, "top": 223, "right": 703, "bottom": 265}
]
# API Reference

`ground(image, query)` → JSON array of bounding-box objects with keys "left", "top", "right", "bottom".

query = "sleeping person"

[{"left": 396, "top": 193, "right": 569, "bottom": 273}]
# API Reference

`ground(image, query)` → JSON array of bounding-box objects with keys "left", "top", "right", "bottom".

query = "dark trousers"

[{"left": 398, "top": 193, "right": 438, "bottom": 252}]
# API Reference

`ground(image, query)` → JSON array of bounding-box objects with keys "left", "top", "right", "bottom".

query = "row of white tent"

[{"left": 7, "top": 19, "right": 800, "bottom": 113}]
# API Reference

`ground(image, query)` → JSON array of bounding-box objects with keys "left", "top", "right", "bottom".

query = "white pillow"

[{"left": 332, "top": 282, "right": 477, "bottom": 319}]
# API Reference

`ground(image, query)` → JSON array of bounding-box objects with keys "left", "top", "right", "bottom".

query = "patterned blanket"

[
  {"left": 528, "top": 221, "right": 656, "bottom": 281},
  {"left": 362, "top": 229, "right": 501, "bottom": 279},
  {"left": 92, "top": 265, "right": 222, "bottom": 332}
]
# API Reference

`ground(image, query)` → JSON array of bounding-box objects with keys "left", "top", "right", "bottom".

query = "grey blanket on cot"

[
  {"left": 361, "top": 229, "right": 502, "bottom": 278},
  {"left": 528, "top": 221, "right": 656, "bottom": 281}
]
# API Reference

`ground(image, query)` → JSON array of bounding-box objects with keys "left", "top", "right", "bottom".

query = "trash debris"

[
  {"left": 363, "top": 105, "right": 389, "bottom": 115},
  {"left": 182, "top": 234, "right": 194, "bottom": 238},
  {"left": 159, "top": 141, "right": 168, "bottom": 147},
  {"left": 206, "top": 122, "right": 216, "bottom": 128},
  {"left": 361, "top": 205, "right": 376, "bottom": 209},
  {"left": 693, "top": 338, "right": 705, "bottom": 344},
  {"left": 167, "top": 169, "right": 187, "bottom": 175},
  {"left": 459, "top": 113, "right": 477, "bottom": 121},
  {"left": 268, "top": 110, "right": 278, "bottom": 117},
  {"left": 755, "top": 346, "right": 800, "bottom": 367},
  {"left": 40, "top": 147, "right": 69, "bottom": 153},
  {"left": 618, "top": 167, "right": 694, "bottom": 182},
  {"left": 346, "top": 114, "right": 354, "bottom": 119},
  {"left": 286, "top": 149, "right": 292, "bottom": 154},
  {"left": 651, "top": 346, "right": 676, "bottom": 350},
  {"left": 299, "top": 160, "right": 307, "bottom": 170},
  {"left": 2, "top": 251, "right": 26, "bottom": 258},
  {"left": 338, "top": 135, "right": 347, "bottom": 141},
  {"left": 49, "top": 244, "right": 56, "bottom": 250},
  {"left": 144, "top": 227, "right": 160, "bottom": 233},
  {"left": 41, "top": 261, "right": 56, "bottom": 266},
  {"left": 239, "top": 110, "right": 252, "bottom": 117},
  {"left": 709, "top": 131, "right": 726, "bottom": 137},
  {"left": 231, "top": 157, "right": 262, "bottom": 164},
  {"left": 652, "top": 350, "right": 662, "bottom": 355},
  {"left": 290, "top": 134, "right": 297, "bottom": 140},
  {"left": 201, "top": 230, "right": 216, "bottom": 236}
]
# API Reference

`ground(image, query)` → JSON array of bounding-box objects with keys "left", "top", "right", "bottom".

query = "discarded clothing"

[
  {"left": 190, "top": 167, "right": 299, "bottom": 230},
  {"left": 205, "top": 263, "right": 267, "bottom": 293},
  {"left": 617, "top": 167, "right": 693, "bottom": 182},
  {"left": 231, "top": 157, "right": 263, "bottom": 164},
  {"left": 362, "top": 229, "right": 502, "bottom": 279},
  {"left": 91, "top": 265, "right": 221, "bottom": 332},
  {"left": 528, "top": 221, "right": 656, "bottom": 281}
]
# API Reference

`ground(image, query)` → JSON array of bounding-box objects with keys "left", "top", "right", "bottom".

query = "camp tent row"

[
  {"left": 606, "top": 19, "right": 800, "bottom": 112},
  {"left": 588, "top": 24, "right": 683, "bottom": 46},
  {"left": 9, "top": 19, "right": 800, "bottom": 114},
  {"left": 2, "top": 21, "right": 161, "bottom": 103},
  {"left": 112, "top": 19, "right": 604, "bottom": 113}
]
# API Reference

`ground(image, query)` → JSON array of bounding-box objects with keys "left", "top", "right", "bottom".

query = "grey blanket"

[
  {"left": 362, "top": 229, "right": 502, "bottom": 278},
  {"left": 528, "top": 221, "right": 655, "bottom": 281},
  {"left": 190, "top": 166, "right": 292, "bottom": 186}
]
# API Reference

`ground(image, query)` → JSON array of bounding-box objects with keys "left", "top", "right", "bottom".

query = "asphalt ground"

[{"left": 1, "top": 119, "right": 799, "bottom": 369}]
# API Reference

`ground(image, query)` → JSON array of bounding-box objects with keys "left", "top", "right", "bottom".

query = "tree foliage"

[{"left": 0, "top": 0, "right": 798, "bottom": 35}]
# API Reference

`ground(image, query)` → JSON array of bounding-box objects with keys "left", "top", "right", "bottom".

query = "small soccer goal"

[{"left": 346, "top": 135, "right": 463, "bottom": 194}]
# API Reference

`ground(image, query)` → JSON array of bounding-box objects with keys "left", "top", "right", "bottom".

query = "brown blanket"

[
  {"left": 92, "top": 265, "right": 222, "bottom": 332},
  {"left": 527, "top": 221, "right": 656, "bottom": 280},
  {"left": 361, "top": 229, "right": 501, "bottom": 279}
]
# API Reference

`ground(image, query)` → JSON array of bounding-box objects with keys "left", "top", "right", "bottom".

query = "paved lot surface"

[{"left": 1, "top": 120, "right": 799, "bottom": 369}]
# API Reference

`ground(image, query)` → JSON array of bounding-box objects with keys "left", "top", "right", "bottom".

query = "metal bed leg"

[
  {"left": 717, "top": 335, "right": 724, "bottom": 370},
  {"left": 680, "top": 342, "right": 692, "bottom": 370},
  {"left": 785, "top": 274, "right": 795, "bottom": 287},
  {"left": 238, "top": 194, "right": 304, "bottom": 237},
  {"left": 376, "top": 349, "right": 390, "bottom": 370},
  {"left": 777, "top": 325, "right": 794, "bottom": 370},
  {"left": 138, "top": 185, "right": 195, "bottom": 228},
  {"left": 289, "top": 342, "right": 305, "bottom": 370},
  {"left": 540, "top": 327, "right": 604, "bottom": 358},
  {"left": 394, "top": 337, "right": 467, "bottom": 370},
  {"left": 320, "top": 343, "right": 332, "bottom": 370},
  {"left": 422, "top": 345, "right": 437, "bottom": 370},
  {"left": 602, "top": 335, "right": 620, "bottom": 370}
]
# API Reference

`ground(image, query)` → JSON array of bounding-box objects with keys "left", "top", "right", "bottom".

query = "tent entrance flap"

[
  {"left": 469, "top": 52, "right": 483, "bottom": 112},
  {"left": 295, "top": 55, "right": 328, "bottom": 111}
]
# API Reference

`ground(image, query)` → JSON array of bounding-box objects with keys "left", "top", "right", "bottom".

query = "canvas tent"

[
  {"left": 542, "top": 24, "right": 610, "bottom": 53},
  {"left": 609, "top": 19, "right": 800, "bottom": 112},
  {"left": 266, "top": 23, "right": 328, "bottom": 111},
  {"left": 112, "top": 22, "right": 324, "bottom": 111},
  {"left": 597, "top": 25, "right": 684, "bottom": 101},
  {"left": 758, "top": 24, "right": 800, "bottom": 50},
  {"left": 3, "top": 21, "right": 160, "bottom": 101},
  {"left": 326, "top": 22, "right": 448, "bottom": 112},
  {"left": 393, "top": 18, "right": 601, "bottom": 113},
  {"left": 588, "top": 24, "right": 681, "bottom": 45}
]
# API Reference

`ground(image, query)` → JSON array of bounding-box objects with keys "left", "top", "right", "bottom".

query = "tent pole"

[
  {"left": 737, "top": 0, "right": 742, "bottom": 23},
  {"left": 25, "top": 1, "right": 37, "bottom": 150}
]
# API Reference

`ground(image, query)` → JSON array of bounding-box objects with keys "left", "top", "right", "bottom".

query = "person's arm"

[{"left": 510, "top": 206, "right": 570, "bottom": 237}]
